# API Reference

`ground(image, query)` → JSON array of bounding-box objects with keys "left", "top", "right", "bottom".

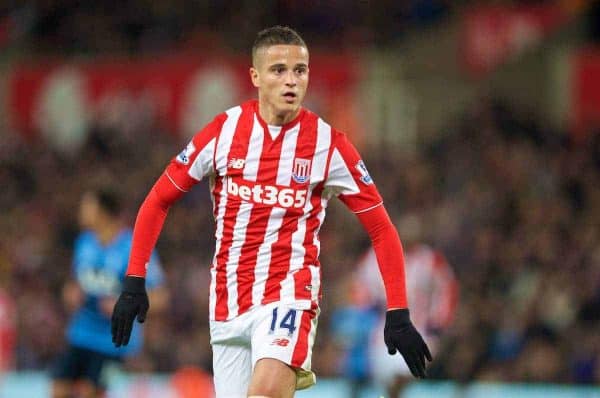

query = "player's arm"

[
  {"left": 356, "top": 205, "right": 431, "bottom": 378},
  {"left": 124, "top": 172, "right": 189, "bottom": 277},
  {"left": 112, "top": 114, "right": 224, "bottom": 347},
  {"left": 355, "top": 206, "right": 406, "bottom": 310},
  {"left": 62, "top": 279, "right": 84, "bottom": 314},
  {"left": 110, "top": 170, "right": 190, "bottom": 346},
  {"left": 64, "top": 235, "right": 89, "bottom": 313},
  {"left": 326, "top": 130, "right": 431, "bottom": 378}
]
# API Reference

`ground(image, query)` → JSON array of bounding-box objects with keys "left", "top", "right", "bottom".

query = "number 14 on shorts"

[{"left": 269, "top": 307, "right": 297, "bottom": 336}]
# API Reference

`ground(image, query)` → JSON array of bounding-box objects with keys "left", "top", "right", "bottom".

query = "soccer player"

[
  {"left": 51, "top": 188, "right": 167, "bottom": 398},
  {"left": 111, "top": 26, "right": 431, "bottom": 398},
  {"left": 359, "top": 214, "right": 459, "bottom": 398}
]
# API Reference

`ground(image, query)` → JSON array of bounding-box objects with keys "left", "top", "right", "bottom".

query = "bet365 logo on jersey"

[{"left": 226, "top": 176, "right": 307, "bottom": 209}]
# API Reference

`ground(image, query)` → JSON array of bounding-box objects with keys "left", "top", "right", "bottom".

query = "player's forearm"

[
  {"left": 127, "top": 189, "right": 168, "bottom": 276},
  {"left": 356, "top": 205, "right": 408, "bottom": 309},
  {"left": 62, "top": 280, "right": 84, "bottom": 313},
  {"left": 127, "top": 173, "right": 185, "bottom": 276}
]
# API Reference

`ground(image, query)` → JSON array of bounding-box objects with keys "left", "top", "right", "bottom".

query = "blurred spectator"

[
  {"left": 345, "top": 213, "right": 458, "bottom": 397},
  {"left": 0, "top": 281, "right": 15, "bottom": 372},
  {"left": 0, "top": 1, "right": 451, "bottom": 54}
]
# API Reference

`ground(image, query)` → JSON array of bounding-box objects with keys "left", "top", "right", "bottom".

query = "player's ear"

[{"left": 249, "top": 67, "right": 260, "bottom": 88}]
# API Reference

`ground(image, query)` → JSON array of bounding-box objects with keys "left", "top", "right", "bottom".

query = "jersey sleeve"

[
  {"left": 324, "top": 131, "right": 383, "bottom": 213},
  {"left": 164, "top": 113, "right": 226, "bottom": 192}
]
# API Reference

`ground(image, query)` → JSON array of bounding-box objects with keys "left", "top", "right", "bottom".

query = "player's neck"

[
  {"left": 95, "top": 220, "right": 121, "bottom": 246},
  {"left": 257, "top": 101, "right": 300, "bottom": 126}
]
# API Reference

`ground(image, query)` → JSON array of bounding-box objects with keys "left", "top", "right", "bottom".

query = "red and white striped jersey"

[
  {"left": 356, "top": 244, "right": 458, "bottom": 331},
  {"left": 166, "top": 100, "right": 382, "bottom": 321}
]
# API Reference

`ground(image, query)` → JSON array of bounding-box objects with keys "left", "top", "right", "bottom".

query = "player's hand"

[
  {"left": 111, "top": 276, "right": 149, "bottom": 347},
  {"left": 384, "top": 308, "right": 432, "bottom": 378}
]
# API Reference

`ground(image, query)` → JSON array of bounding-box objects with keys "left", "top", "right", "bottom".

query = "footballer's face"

[
  {"left": 79, "top": 192, "right": 100, "bottom": 230},
  {"left": 250, "top": 44, "right": 309, "bottom": 125}
]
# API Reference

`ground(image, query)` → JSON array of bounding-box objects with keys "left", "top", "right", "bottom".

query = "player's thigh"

[
  {"left": 212, "top": 342, "right": 252, "bottom": 398},
  {"left": 247, "top": 358, "right": 295, "bottom": 398},
  {"left": 51, "top": 345, "right": 85, "bottom": 383},
  {"left": 251, "top": 305, "right": 319, "bottom": 391},
  {"left": 82, "top": 349, "right": 121, "bottom": 392},
  {"left": 51, "top": 345, "right": 94, "bottom": 398}
]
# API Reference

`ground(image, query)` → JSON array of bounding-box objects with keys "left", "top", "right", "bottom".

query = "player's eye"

[
  {"left": 272, "top": 66, "right": 285, "bottom": 74},
  {"left": 295, "top": 67, "right": 306, "bottom": 75}
]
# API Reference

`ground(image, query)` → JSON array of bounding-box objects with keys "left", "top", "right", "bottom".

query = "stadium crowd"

[
  {"left": 1, "top": 95, "right": 599, "bottom": 385},
  {"left": 0, "top": 0, "right": 450, "bottom": 53}
]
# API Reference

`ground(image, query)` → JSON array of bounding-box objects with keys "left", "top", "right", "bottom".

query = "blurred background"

[{"left": 1, "top": 0, "right": 600, "bottom": 397}]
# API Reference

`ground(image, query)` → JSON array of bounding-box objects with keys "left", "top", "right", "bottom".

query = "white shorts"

[{"left": 210, "top": 302, "right": 319, "bottom": 398}]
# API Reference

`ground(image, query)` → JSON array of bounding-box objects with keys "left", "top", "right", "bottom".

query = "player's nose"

[{"left": 284, "top": 70, "right": 297, "bottom": 86}]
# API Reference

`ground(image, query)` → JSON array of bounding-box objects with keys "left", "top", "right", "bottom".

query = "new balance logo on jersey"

[
  {"left": 292, "top": 158, "right": 311, "bottom": 183},
  {"left": 228, "top": 158, "right": 245, "bottom": 169},
  {"left": 355, "top": 160, "right": 373, "bottom": 185},
  {"left": 270, "top": 338, "right": 290, "bottom": 347},
  {"left": 226, "top": 177, "right": 307, "bottom": 209}
]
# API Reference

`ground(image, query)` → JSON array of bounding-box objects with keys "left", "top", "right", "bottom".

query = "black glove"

[
  {"left": 111, "top": 276, "right": 149, "bottom": 347},
  {"left": 384, "top": 308, "right": 432, "bottom": 378}
]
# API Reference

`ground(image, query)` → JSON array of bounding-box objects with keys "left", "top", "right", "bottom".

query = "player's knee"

[
  {"left": 249, "top": 359, "right": 296, "bottom": 398},
  {"left": 51, "top": 380, "right": 73, "bottom": 398},
  {"left": 248, "top": 381, "right": 293, "bottom": 398},
  {"left": 76, "top": 380, "right": 100, "bottom": 398},
  {"left": 247, "top": 390, "right": 289, "bottom": 398}
]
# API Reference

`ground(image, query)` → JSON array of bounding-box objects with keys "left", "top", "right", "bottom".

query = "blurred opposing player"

[
  {"left": 329, "top": 277, "right": 379, "bottom": 398},
  {"left": 51, "top": 188, "right": 167, "bottom": 398},
  {"left": 359, "top": 214, "right": 458, "bottom": 398},
  {"left": 111, "top": 25, "right": 431, "bottom": 398}
]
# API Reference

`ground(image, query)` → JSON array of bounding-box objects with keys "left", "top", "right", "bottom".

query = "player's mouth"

[{"left": 282, "top": 92, "right": 297, "bottom": 103}]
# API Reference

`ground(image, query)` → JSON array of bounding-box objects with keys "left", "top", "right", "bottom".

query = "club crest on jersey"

[
  {"left": 228, "top": 158, "right": 245, "bottom": 169},
  {"left": 292, "top": 158, "right": 311, "bottom": 183},
  {"left": 355, "top": 160, "right": 373, "bottom": 185},
  {"left": 176, "top": 142, "right": 196, "bottom": 165}
]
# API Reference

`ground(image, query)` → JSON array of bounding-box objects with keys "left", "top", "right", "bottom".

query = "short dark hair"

[
  {"left": 252, "top": 26, "right": 307, "bottom": 65},
  {"left": 92, "top": 187, "right": 121, "bottom": 217}
]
